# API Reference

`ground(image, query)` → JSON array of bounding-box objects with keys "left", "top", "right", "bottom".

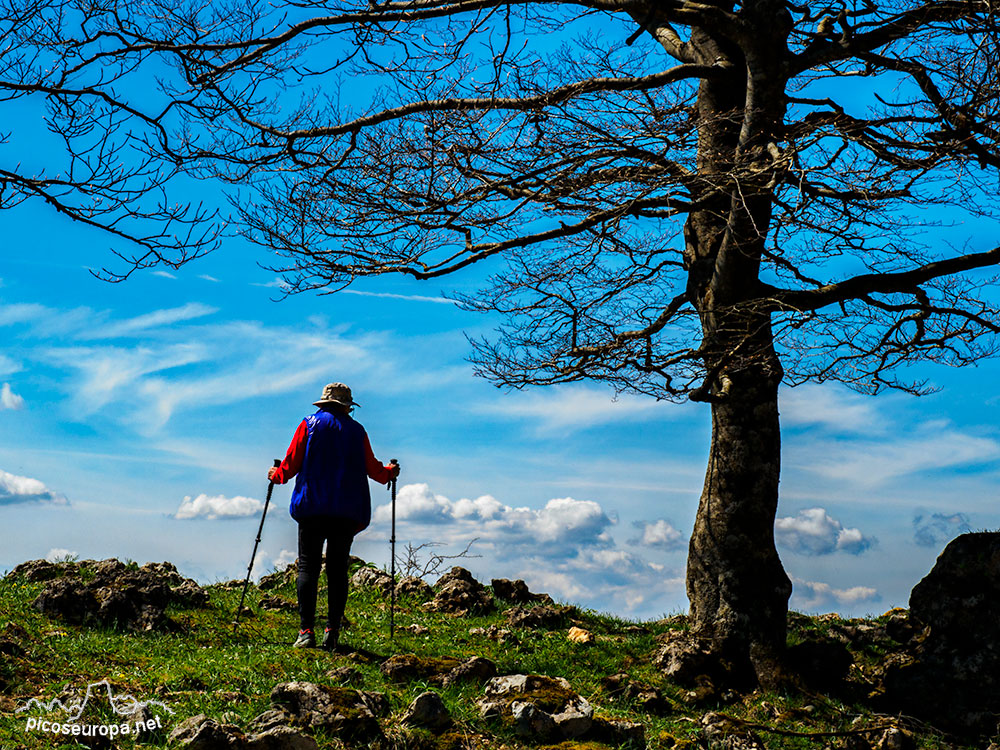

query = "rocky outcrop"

[
  {"left": 401, "top": 691, "right": 452, "bottom": 732},
  {"left": 479, "top": 674, "right": 593, "bottom": 740},
  {"left": 394, "top": 576, "right": 434, "bottom": 600},
  {"left": 168, "top": 714, "right": 247, "bottom": 749},
  {"left": 249, "top": 681, "right": 383, "bottom": 743},
  {"left": 350, "top": 566, "right": 393, "bottom": 594},
  {"left": 168, "top": 714, "right": 320, "bottom": 750},
  {"left": 380, "top": 653, "right": 497, "bottom": 687},
  {"left": 27, "top": 559, "right": 208, "bottom": 631},
  {"left": 882, "top": 532, "right": 1000, "bottom": 736},
  {"left": 423, "top": 567, "right": 494, "bottom": 616},
  {"left": 490, "top": 578, "right": 553, "bottom": 605},
  {"left": 505, "top": 604, "right": 573, "bottom": 630}
]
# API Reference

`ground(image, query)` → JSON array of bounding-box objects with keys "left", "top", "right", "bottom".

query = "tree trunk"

[
  {"left": 675, "top": 1, "right": 794, "bottom": 689},
  {"left": 686, "top": 363, "right": 792, "bottom": 689}
]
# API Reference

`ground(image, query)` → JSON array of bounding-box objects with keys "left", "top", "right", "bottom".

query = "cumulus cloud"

[
  {"left": 174, "top": 493, "right": 263, "bottom": 520},
  {"left": 368, "top": 482, "right": 683, "bottom": 615},
  {"left": 374, "top": 485, "right": 613, "bottom": 550},
  {"left": 791, "top": 576, "right": 881, "bottom": 613},
  {"left": 630, "top": 519, "right": 686, "bottom": 550},
  {"left": 1, "top": 383, "right": 24, "bottom": 410},
  {"left": 0, "top": 469, "right": 68, "bottom": 505},
  {"left": 913, "top": 511, "right": 972, "bottom": 548},
  {"left": 46, "top": 548, "right": 77, "bottom": 562},
  {"left": 275, "top": 549, "right": 297, "bottom": 568},
  {"left": 775, "top": 507, "right": 875, "bottom": 555}
]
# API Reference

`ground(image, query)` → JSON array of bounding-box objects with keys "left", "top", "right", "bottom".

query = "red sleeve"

[
  {"left": 364, "top": 432, "right": 392, "bottom": 485},
  {"left": 271, "top": 419, "right": 308, "bottom": 484}
]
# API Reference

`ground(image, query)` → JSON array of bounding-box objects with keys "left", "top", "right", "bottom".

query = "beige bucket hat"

[{"left": 313, "top": 382, "right": 360, "bottom": 409}]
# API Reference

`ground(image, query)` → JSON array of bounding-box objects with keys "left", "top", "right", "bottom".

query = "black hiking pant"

[{"left": 296, "top": 516, "right": 356, "bottom": 634}]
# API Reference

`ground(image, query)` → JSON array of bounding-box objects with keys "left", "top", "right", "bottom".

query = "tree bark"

[
  {"left": 679, "top": 1, "right": 794, "bottom": 689},
  {"left": 687, "top": 364, "right": 792, "bottom": 689}
]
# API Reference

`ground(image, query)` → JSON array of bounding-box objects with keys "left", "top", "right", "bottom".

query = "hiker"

[{"left": 268, "top": 382, "right": 400, "bottom": 650}]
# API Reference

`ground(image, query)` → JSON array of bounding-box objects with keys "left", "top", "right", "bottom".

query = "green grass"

[{"left": 0, "top": 563, "right": 990, "bottom": 749}]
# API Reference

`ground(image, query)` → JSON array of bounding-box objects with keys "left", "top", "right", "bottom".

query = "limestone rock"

[
  {"left": 443, "top": 656, "right": 498, "bottom": 687},
  {"left": 350, "top": 566, "right": 393, "bottom": 593},
  {"left": 567, "top": 626, "right": 594, "bottom": 644},
  {"left": 505, "top": 605, "right": 571, "bottom": 629},
  {"left": 469, "top": 624, "right": 515, "bottom": 643},
  {"left": 401, "top": 691, "right": 452, "bottom": 732},
  {"left": 168, "top": 714, "right": 246, "bottom": 749},
  {"left": 478, "top": 674, "right": 593, "bottom": 741},
  {"left": 701, "top": 711, "right": 765, "bottom": 750},
  {"left": 261, "top": 681, "right": 382, "bottom": 742},
  {"left": 883, "top": 532, "right": 1000, "bottom": 737},
  {"left": 30, "top": 558, "right": 208, "bottom": 631},
  {"left": 9, "top": 559, "right": 78, "bottom": 581},
  {"left": 490, "top": 578, "right": 553, "bottom": 605},
  {"left": 601, "top": 673, "right": 670, "bottom": 714},
  {"left": 245, "top": 726, "right": 318, "bottom": 750},
  {"left": 654, "top": 630, "right": 715, "bottom": 685},
  {"left": 395, "top": 576, "right": 433, "bottom": 600},
  {"left": 423, "top": 567, "right": 494, "bottom": 616},
  {"left": 258, "top": 563, "right": 296, "bottom": 590},
  {"left": 259, "top": 595, "right": 294, "bottom": 611},
  {"left": 589, "top": 717, "right": 646, "bottom": 749}
]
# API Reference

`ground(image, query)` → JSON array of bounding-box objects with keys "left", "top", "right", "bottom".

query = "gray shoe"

[
  {"left": 321, "top": 628, "right": 338, "bottom": 651},
  {"left": 293, "top": 629, "right": 316, "bottom": 648}
]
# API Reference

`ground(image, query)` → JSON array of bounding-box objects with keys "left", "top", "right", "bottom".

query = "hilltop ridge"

[{"left": 1, "top": 550, "right": 997, "bottom": 750}]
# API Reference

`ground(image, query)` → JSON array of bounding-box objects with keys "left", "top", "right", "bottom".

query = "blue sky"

[{"left": 3, "top": 190, "right": 999, "bottom": 622}]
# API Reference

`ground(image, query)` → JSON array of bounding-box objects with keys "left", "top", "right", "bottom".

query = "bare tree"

[
  {"left": 91, "top": 0, "right": 1000, "bottom": 687},
  {"left": 0, "top": 0, "right": 216, "bottom": 276}
]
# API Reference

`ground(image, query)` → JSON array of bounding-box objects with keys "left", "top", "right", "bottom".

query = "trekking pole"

[
  {"left": 234, "top": 458, "right": 281, "bottom": 634},
  {"left": 388, "top": 459, "right": 399, "bottom": 640}
]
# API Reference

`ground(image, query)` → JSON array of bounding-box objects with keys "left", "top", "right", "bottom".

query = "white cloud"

[
  {"left": 775, "top": 507, "right": 875, "bottom": 556},
  {"left": 0, "top": 303, "right": 48, "bottom": 327},
  {"left": 366, "top": 481, "right": 686, "bottom": 615},
  {"left": 792, "top": 423, "right": 1000, "bottom": 487},
  {"left": 476, "top": 384, "right": 685, "bottom": 433},
  {"left": 375, "top": 486, "right": 613, "bottom": 549},
  {"left": 275, "top": 549, "right": 297, "bottom": 568},
  {"left": 781, "top": 384, "right": 883, "bottom": 434},
  {"left": 1, "top": 383, "right": 24, "bottom": 410},
  {"left": 28, "top": 317, "right": 382, "bottom": 429},
  {"left": 630, "top": 519, "right": 686, "bottom": 550},
  {"left": 0, "top": 469, "right": 68, "bottom": 505},
  {"left": 342, "top": 290, "right": 456, "bottom": 305},
  {"left": 913, "top": 511, "right": 972, "bottom": 548},
  {"left": 0, "top": 355, "right": 22, "bottom": 377},
  {"left": 83, "top": 303, "right": 217, "bottom": 339},
  {"left": 198, "top": 275, "right": 220, "bottom": 283},
  {"left": 45, "top": 548, "right": 77, "bottom": 562},
  {"left": 151, "top": 270, "right": 176, "bottom": 279},
  {"left": 791, "top": 576, "right": 881, "bottom": 613},
  {"left": 174, "top": 493, "right": 263, "bottom": 520}
]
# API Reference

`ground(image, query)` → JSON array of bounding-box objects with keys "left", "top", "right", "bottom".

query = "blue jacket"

[{"left": 288, "top": 410, "right": 372, "bottom": 529}]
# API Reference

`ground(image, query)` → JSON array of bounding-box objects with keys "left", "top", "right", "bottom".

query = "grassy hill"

[{"left": 0, "top": 559, "right": 979, "bottom": 750}]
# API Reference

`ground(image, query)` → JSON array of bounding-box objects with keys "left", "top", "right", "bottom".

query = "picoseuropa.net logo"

[{"left": 16, "top": 679, "right": 175, "bottom": 740}]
